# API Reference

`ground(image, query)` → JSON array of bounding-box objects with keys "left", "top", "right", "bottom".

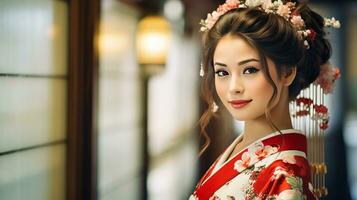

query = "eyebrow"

[{"left": 214, "top": 58, "right": 260, "bottom": 67}]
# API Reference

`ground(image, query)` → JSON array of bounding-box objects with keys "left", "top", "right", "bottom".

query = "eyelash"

[
  {"left": 243, "top": 67, "right": 259, "bottom": 74},
  {"left": 215, "top": 66, "right": 260, "bottom": 77},
  {"left": 215, "top": 70, "right": 229, "bottom": 77}
]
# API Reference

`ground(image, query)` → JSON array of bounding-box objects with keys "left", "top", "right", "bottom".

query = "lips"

[{"left": 229, "top": 99, "right": 252, "bottom": 109}]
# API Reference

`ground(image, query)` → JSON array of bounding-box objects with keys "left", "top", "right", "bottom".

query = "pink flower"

[
  {"left": 234, "top": 152, "right": 252, "bottom": 172},
  {"left": 217, "top": 0, "right": 240, "bottom": 14},
  {"left": 333, "top": 67, "right": 341, "bottom": 80},
  {"left": 203, "top": 11, "right": 221, "bottom": 30},
  {"left": 217, "top": 4, "right": 231, "bottom": 13},
  {"left": 226, "top": 0, "right": 240, "bottom": 7},
  {"left": 314, "top": 62, "right": 341, "bottom": 94},
  {"left": 291, "top": 15, "right": 305, "bottom": 29},
  {"left": 253, "top": 143, "right": 278, "bottom": 160}
]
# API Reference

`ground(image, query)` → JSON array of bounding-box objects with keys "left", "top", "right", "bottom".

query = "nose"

[{"left": 228, "top": 74, "right": 244, "bottom": 94}]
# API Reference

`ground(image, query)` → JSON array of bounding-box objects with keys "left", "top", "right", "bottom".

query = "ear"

[{"left": 282, "top": 67, "right": 297, "bottom": 86}]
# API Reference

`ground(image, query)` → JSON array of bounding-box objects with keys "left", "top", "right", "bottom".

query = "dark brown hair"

[{"left": 198, "top": 2, "right": 331, "bottom": 156}]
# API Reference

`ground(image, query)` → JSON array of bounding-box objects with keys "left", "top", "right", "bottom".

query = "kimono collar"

[{"left": 193, "top": 129, "right": 307, "bottom": 200}]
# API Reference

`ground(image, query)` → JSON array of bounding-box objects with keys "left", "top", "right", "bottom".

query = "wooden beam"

[{"left": 67, "top": 0, "right": 100, "bottom": 199}]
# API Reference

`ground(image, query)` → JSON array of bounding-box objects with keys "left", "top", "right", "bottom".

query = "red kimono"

[{"left": 190, "top": 129, "right": 317, "bottom": 200}]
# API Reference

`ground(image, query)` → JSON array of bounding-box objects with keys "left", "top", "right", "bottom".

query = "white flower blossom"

[
  {"left": 261, "top": 0, "right": 273, "bottom": 10},
  {"left": 200, "top": 26, "right": 208, "bottom": 32},
  {"left": 200, "top": 63, "right": 204, "bottom": 77},
  {"left": 282, "top": 154, "right": 296, "bottom": 164},
  {"left": 276, "top": 189, "right": 304, "bottom": 200},
  {"left": 272, "top": 0, "right": 283, "bottom": 8},
  {"left": 332, "top": 21, "right": 340, "bottom": 28},
  {"left": 324, "top": 17, "right": 341, "bottom": 29},
  {"left": 308, "top": 182, "right": 314, "bottom": 193},
  {"left": 272, "top": 166, "right": 290, "bottom": 180},
  {"left": 276, "top": 4, "right": 291, "bottom": 19},
  {"left": 212, "top": 101, "right": 219, "bottom": 112},
  {"left": 245, "top": 0, "right": 264, "bottom": 7},
  {"left": 304, "top": 40, "right": 310, "bottom": 49}
]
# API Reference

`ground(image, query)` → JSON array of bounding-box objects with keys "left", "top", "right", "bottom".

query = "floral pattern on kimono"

[{"left": 189, "top": 129, "right": 318, "bottom": 200}]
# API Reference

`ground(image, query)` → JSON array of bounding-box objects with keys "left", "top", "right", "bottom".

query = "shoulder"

[{"left": 252, "top": 151, "right": 316, "bottom": 199}]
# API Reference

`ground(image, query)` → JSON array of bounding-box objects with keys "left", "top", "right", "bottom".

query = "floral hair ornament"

[
  {"left": 199, "top": 0, "right": 340, "bottom": 49},
  {"left": 200, "top": 62, "right": 205, "bottom": 77},
  {"left": 212, "top": 101, "right": 219, "bottom": 113}
]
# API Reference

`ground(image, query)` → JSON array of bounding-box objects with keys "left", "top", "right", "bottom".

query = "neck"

[{"left": 242, "top": 89, "right": 293, "bottom": 144}]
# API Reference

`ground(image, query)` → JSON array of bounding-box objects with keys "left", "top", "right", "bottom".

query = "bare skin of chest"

[{"left": 224, "top": 138, "right": 248, "bottom": 163}]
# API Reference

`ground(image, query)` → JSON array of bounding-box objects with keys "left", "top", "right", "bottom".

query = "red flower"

[
  {"left": 296, "top": 97, "right": 313, "bottom": 106},
  {"left": 333, "top": 67, "right": 341, "bottom": 80},
  {"left": 291, "top": 11, "right": 299, "bottom": 16},
  {"left": 309, "top": 28, "right": 317, "bottom": 41},
  {"left": 314, "top": 104, "right": 328, "bottom": 114},
  {"left": 296, "top": 110, "right": 309, "bottom": 116},
  {"left": 320, "top": 122, "right": 329, "bottom": 130}
]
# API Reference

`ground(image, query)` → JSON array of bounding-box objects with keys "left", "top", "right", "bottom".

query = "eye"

[
  {"left": 215, "top": 70, "right": 229, "bottom": 77},
  {"left": 243, "top": 67, "right": 259, "bottom": 74}
]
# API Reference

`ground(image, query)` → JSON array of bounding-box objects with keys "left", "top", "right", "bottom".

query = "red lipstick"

[{"left": 229, "top": 99, "right": 252, "bottom": 109}]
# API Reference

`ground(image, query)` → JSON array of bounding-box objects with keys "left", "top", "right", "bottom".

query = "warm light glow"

[
  {"left": 47, "top": 25, "right": 57, "bottom": 38},
  {"left": 98, "top": 32, "right": 129, "bottom": 55},
  {"left": 136, "top": 16, "right": 172, "bottom": 65}
]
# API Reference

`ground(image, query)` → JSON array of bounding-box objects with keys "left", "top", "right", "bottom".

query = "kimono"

[{"left": 189, "top": 129, "right": 317, "bottom": 200}]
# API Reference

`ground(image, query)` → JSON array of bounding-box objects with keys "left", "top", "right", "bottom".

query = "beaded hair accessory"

[
  {"left": 290, "top": 62, "right": 340, "bottom": 198},
  {"left": 199, "top": 0, "right": 341, "bottom": 197}
]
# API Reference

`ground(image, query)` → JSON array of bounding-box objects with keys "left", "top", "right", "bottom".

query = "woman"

[{"left": 190, "top": 0, "right": 340, "bottom": 199}]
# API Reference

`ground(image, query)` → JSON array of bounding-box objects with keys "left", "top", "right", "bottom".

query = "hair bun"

[{"left": 289, "top": 3, "right": 332, "bottom": 98}]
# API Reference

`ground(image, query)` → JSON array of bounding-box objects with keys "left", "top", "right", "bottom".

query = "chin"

[
  {"left": 231, "top": 113, "right": 255, "bottom": 121},
  {"left": 230, "top": 110, "right": 265, "bottom": 121}
]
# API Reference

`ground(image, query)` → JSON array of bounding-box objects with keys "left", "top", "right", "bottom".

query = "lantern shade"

[{"left": 136, "top": 16, "right": 172, "bottom": 66}]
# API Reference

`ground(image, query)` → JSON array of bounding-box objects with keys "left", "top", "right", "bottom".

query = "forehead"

[{"left": 213, "top": 35, "right": 259, "bottom": 62}]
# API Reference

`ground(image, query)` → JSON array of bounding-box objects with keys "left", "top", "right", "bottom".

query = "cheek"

[
  {"left": 246, "top": 76, "right": 274, "bottom": 100},
  {"left": 215, "top": 78, "right": 227, "bottom": 100}
]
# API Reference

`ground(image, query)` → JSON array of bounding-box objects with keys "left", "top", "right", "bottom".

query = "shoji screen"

[
  {"left": 0, "top": 0, "right": 68, "bottom": 199},
  {"left": 98, "top": 1, "right": 142, "bottom": 199}
]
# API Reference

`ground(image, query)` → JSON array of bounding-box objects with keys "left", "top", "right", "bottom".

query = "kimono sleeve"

[{"left": 252, "top": 155, "right": 317, "bottom": 200}]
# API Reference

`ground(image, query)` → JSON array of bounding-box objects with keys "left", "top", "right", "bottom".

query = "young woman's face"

[{"left": 213, "top": 34, "right": 283, "bottom": 121}]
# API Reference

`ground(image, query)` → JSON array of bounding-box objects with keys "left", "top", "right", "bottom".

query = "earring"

[
  {"left": 200, "top": 62, "right": 204, "bottom": 77},
  {"left": 212, "top": 101, "right": 219, "bottom": 113}
]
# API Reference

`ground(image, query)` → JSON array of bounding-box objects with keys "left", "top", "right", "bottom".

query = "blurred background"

[{"left": 0, "top": 0, "right": 356, "bottom": 199}]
